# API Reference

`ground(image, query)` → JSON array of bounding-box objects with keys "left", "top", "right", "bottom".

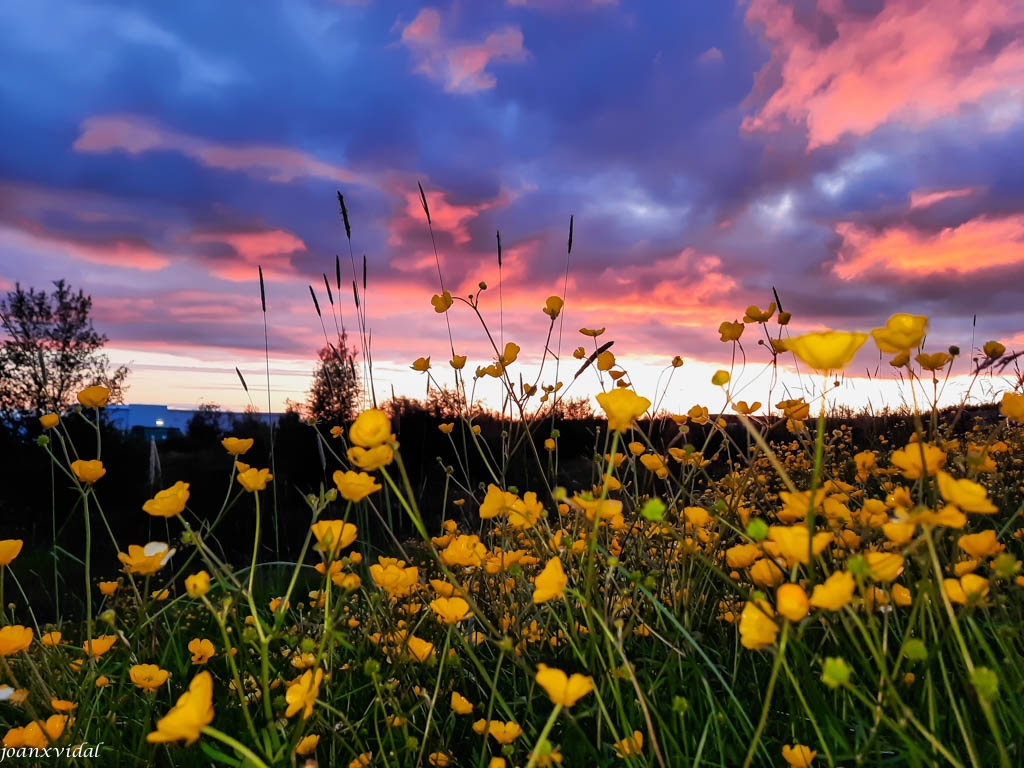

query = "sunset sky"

[{"left": 2, "top": 0, "right": 1023, "bottom": 416}]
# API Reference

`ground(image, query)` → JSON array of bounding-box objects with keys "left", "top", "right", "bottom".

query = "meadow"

[{"left": 1, "top": 263, "right": 1023, "bottom": 767}]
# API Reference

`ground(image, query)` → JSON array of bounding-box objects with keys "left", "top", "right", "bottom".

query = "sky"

[{"left": 1, "top": 0, "right": 1023, "bottom": 416}]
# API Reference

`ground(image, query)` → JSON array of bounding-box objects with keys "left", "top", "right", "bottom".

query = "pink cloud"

[
  {"left": 833, "top": 214, "right": 1024, "bottom": 279},
  {"left": 697, "top": 47, "right": 723, "bottom": 65},
  {"left": 399, "top": 9, "right": 527, "bottom": 93},
  {"left": 0, "top": 224, "right": 171, "bottom": 271},
  {"left": 192, "top": 229, "right": 307, "bottom": 282},
  {"left": 743, "top": 0, "right": 1024, "bottom": 148},
  {"left": 909, "top": 187, "right": 976, "bottom": 210},
  {"left": 74, "top": 115, "right": 367, "bottom": 185}
]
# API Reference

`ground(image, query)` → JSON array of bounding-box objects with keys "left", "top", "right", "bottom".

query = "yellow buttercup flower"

[
  {"left": 499, "top": 341, "right": 520, "bottom": 366},
  {"left": 782, "top": 743, "right": 818, "bottom": 767},
  {"left": 543, "top": 296, "right": 564, "bottom": 319},
  {"left": 472, "top": 719, "right": 522, "bottom": 744},
  {"left": 83, "top": 635, "right": 117, "bottom": 659},
  {"left": 572, "top": 346, "right": 586, "bottom": 359},
  {"left": 579, "top": 327, "right": 605, "bottom": 337},
  {"left": 221, "top": 437, "right": 254, "bottom": 455},
  {"left": 142, "top": 481, "right": 190, "bottom": 517},
  {"left": 1001, "top": 392, "right": 1024, "bottom": 421},
  {"left": 431, "top": 291, "right": 453, "bottom": 313},
  {"left": 98, "top": 581, "right": 118, "bottom": 596},
  {"left": 915, "top": 351, "right": 952, "bottom": 371},
  {"left": 285, "top": 668, "right": 323, "bottom": 718},
  {"left": 596, "top": 389, "right": 651, "bottom": 432},
  {"left": 347, "top": 444, "right": 394, "bottom": 471},
  {"left": 775, "top": 583, "right": 809, "bottom": 622},
  {"left": 451, "top": 691, "right": 474, "bottom": 715},
  {"left": 39, "top": 413, "right": 59, "bottom": 429},
  {"left": 718, "top": 320, "right": 744, "bottom": 342},
  {"left": 77, "top": 385, "right": 110, "bottom": 407},
  {"left": 785, "top": 330, "right": 867, "bottom": 371},
  {"left": 411, "top": 356, "right": 430, "bottom": 372},
  {"left": 890, "top": 442, "right": 946, "bottom": 480},
  {"left": 188, "top": 638, "right": 216, "bottom": 664},
  {"left": 535, "top": 664, "right": 594, "bottom": 708},
  {"left": 185, "top": 571, "right": 211, "bottom": 598},
  {"left": 614, "top": 730, "right": 644, "bottom": 758},
  {"left": 311, "top": 520, "right": 358, "bottom": 558},
  {"left": 597, "top": 350, "right": 616, "bottom": 371},
  {"left": 957, "top": 530, "right": 1004, "bottom": 559},
  {"left": 809, "top": 571, "right": 855, "bottom": 611},
  {"left": 406, "top": 635, "right": 435, "bottom": 662},
  {"left": 40, "top": 631, "right": 61, "bottom": 647},
  {"left": 450, "top": 354, "right": 467, "bottom": 370},
  {"left": 237, "top": 467, "right": 273, "bottom": 492},
  {"left": 865, "top": 552, "right": 904, "bottom": 582},
  {"left": 533, "top": 557, "right": 567, "bottom": 603},
  {"left": 117, "top": 542, "right": 176, "bottom": 576},
  {"left": 430, "top": 596, "right": 472, "bottom": 624},
  {"left": 983, "top": 340, "right": 1005, "bottom": 358},
  {"left": 146, "top": 671, "right": 214, "bottom": 745},
  {"left": 130, "top": 664, "right": 170, "bottom": 692},
  {"left": 944, "top": 574, "right": 989, "bottom": 604},
  {"left": 0, "top": 626, "right": 33, "bottom": 656},
  {"left": 296, "top": 734, "right": 320, "bottom": 756},
  {"left": 739, "top": 600, "right": 778, "bottom": 650},
  {"left": 350, "top": 409, "right": 394, "bottom": 448},
  {"left": 333, "top": 470, "right": 382, "bottom": 502},
  {"left": 936, "top": 471, "right": 996, "bottom": 513},
  {"left": 71, "top": 459, "right": 105, "bottom": 485},
  {"left": 0, "top": 539, "right": 23, "bottom": 567},
  {"left": 743, "top": 302, "right": 776, "bottom": 323},
  {"left": 870, "top": 313, "right": 928, "bottom": 353}
]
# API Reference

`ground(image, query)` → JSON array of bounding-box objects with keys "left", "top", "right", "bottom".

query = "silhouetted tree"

[
  {"left": 306, "top": 332, "right": 361, "bottom": 425},
  {"left": 0, "top": 280, "right": 129, "bottom": 419}
]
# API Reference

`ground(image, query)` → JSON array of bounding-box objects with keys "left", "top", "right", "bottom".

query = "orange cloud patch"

[
  {"left": 192, "top": 229, "right": 307, "bottom": 282},
  {"left": 833, "top": 215, "right": 1024, "bottom": 279},
  {"left": 74, "top": 115, "right": 365, "bottom": 185},
  {"left": 743, "top": 0, "right": 1024, "bottom": 148},
  {"left": 399, "top": 9, "right": 527, "bottom": 93},
  {"left": 909, "top": 188, "right": 976, "bottom": 210}
]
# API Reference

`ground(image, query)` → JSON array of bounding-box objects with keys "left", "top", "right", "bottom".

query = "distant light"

[{"left": 155, "top": 419, "right": 165, "bottom": 427}]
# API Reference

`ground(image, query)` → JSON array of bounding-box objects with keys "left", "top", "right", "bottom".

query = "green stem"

[
  {"left": 525, "top": 704, "right": 563, "bottom": 768},
  {"left": 742, "top": 622, "right": 789, "bottom": 768},
  {"left": 202, "top": 726, "right": 271, "bottom": 768}
]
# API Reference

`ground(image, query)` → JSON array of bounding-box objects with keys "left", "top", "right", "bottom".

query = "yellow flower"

[
  {"left": 429, "top": 752, "right": 451, "bottom": 766},
  {"left": 430, "top": 596, "right": 472, "bottom": 624},
  {"left": 151, "top": 588, "right": 169, "bottom": 601},
  {"left": 718, "top": 320, "right": 744, "bottom": 342},
  {"left": 221, "top": 437, "right": 254, "bottom": 455},
  {"left": 739, "top": 600, "right": 778, "bottom": 650},
  {"left": 596, "top": 389, "right": 651, "bottom": 432},
  {"left": 890, "top": 350, "right": 910, "bottom": 367},
  {"left": 572, "top": 346, "right": 586, "bottom": 359},
  {"left": 776, "top": 583, "right": 809, "bottom": 622},
  {"left": 543, "top": 296, "right": 564, "bottom": 319},
  {"left": 1001, "top": 392, "right": 1024, "bottom": 421},
  {"left": 533, "top": 557, "right": 567, "bottom": 603},
  {"left": 957, "top": 530, "right": 1004, "bottom": 559},
  {"left": 865, "top": 552, "right": 904, "bottom": 582},
  {"left": 405, "top": 635, "right": 435, "bottom": 662},
  {"left": 130, "top": 664, "right": 170, "bottom": 692},
  {"left": 98, "top": 580, "right": 118, "bottom": 596},
  {"left": 0, "top": 540, "right": 23, "bottom": 566},
  {"left": 596, "top": 350, "right": 616, "bottom": 371},
  {"left": 285, "top": 668, "right": 323, "bottom": 718},
  {"left": 544, "top": 437, "right": 556, "bottom": 451},
  {"left": 411, "top": 356, "right": 430, "bottom": 372},
  {"left": 439, "top": 422, "right": 454, "bottom": 434},
  {"left": 333, "top": 470, "right": 382, "bottom": 502},
  {"left": 347, "top": 444, "right": 394, "bottom": 471},
  {"left": 450, "top": 354, "right": 467, "bottom": 370},
  {"left": 237, "top": 467, "right": 273, "bottom": 492},
  {"left": 185, "top": 570, "right": 211, "bottom": 598},
  {"left": 83, "top": 634, "right": 117, "bottom": 659},
  {"left": 431, "top": 291, "right": 453, "bottom": 313},
  {"left": 369, "top": 560, "right": 419, "bottom": 598},
  {"left": 473, "top": 719, "right": 523, "bottom": 744},
  {"left": 809, "top": 571, "right": 855, "bottom": 611},
  {"left": 732, "top": 400, "right": 761, "bottom": 415},
  {"left": 671, "top": 355, "right": 684, "bottom": 368},
  {"left": 349, "top": 753, "right": 372, "bottom": 768},
  {"left": 39, "top": 413, "right": 59, "bottom": 429},
  {"left": 937, "top": 471, "right": 997, "bottom": 513},
  {"left": 785, "top": 330, "right": 867, "bottom": 371},
  {"left": 40, "top": 631, "right": 61, "bottom": 647},
  {"left": 77, "top": 385, "right": 110, "bottom": 407},
  {"left": 142, "top": 481, "right": 190, "bottom": 517},
  {"left": 890, "top": 442, "right": 946, "bottom": 480},
  {"left": 5, "top": 715, "right": 67, "bottom": 749},
  {"left": 499, "top": 341, "right": 520, "bottom": 366},
  {"left": 983, "top": 340, "right": 1005, "bottom": 358},
  {"left": 451, "top": 691, "right": 474, "bottom": 715},
  {"left": 117, "top": 542, "right": 176, "bottom": 576},
  {"left": 350, "top": 408, "right": 394, "bottom": 448},
  {"left": 944, "top": 574, "right": 989, "bottom": 604},
  {"left": 311, "top": 520, "right": 358, "bottom": 558},
  {"left": 743, "top": 303, "right": 776, "bottom": 323},
  {"left": 50, "top": 698, "right": 76, "bottom": 712},
  {"left": 776, "top": 398, "right": 811, "bottom": 420},
  {"left": 579, "top": 327, "right": 605, "bottom": 337},
  {"left": 147, "top": 671, "right": 214, "bottom": 745},
  {"left": 768, "top": 525, "right": 832, "bottom": 566},
  {"left": 870, "top": 314, "right": 928, "bottom": 353},
  {"left": 480, "top": 484, "right": 517, "bottom": 519},
  {"left": 71, "top": 459, "right": 105, "bottom": 484},
  {"left": 296, "top": 734, "right": 320, "bottom": 756},
  {"left": 782, "top": 743, "right": 818, "bottom": 767},
  {"left": 0, "top": 626, "right": 33, "bottom": 656},
  {"left": 188, "top": 638, "right": 216, "bottom": 664},
  {"left": 535, "top": 664, "right": 594, "bottom": 708},
  {"left": 441, "top": 534, "right": 487, "bottom": 567},
  {"left": 915, "top": 351, "right": 952, "bottom": 371},
  {"left": 614, "top": 730, "right": 644, "bottom": 758}
]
